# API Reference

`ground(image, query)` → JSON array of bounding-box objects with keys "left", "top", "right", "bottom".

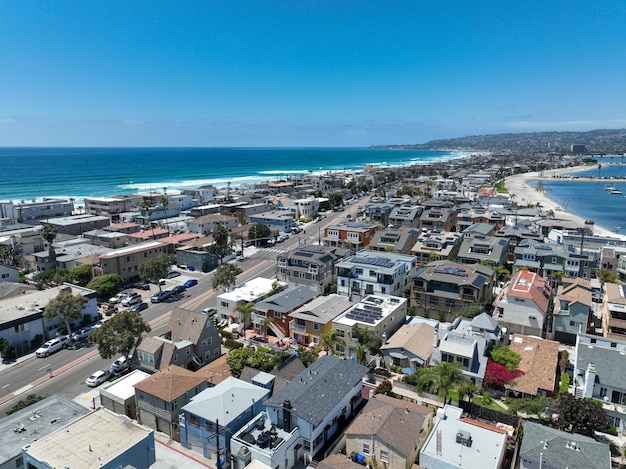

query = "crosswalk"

[{"left": 264, "top": 247, "right": 287, "bottom": 254}]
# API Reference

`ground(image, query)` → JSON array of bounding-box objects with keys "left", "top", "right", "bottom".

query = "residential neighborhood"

[{"left": 2, "top": 151, "right": 626, "bottom": 469}]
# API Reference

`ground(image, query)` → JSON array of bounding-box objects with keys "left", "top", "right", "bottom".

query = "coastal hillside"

[{"left": 373, "top": 128, "right": 626, "bottom": 154}]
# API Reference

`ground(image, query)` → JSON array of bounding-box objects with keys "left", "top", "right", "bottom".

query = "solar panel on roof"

[
  {"left": 296, "top": 252, "right": 314, "bottom": 258},
  {"left": 471, "top": 276, "right": 487, "bottom": 288}
]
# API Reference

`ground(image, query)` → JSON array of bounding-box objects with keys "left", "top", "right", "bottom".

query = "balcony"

[{"left": 289, "top": 322, "right": 307, "bottom": 333}]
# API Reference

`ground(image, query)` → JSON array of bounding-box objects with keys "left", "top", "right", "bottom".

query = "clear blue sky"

[{"left": 2, "top": 1, "right": 625, "bottom": 147}]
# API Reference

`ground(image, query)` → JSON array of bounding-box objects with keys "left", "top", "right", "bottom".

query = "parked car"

[
  {"left": 111, "top": 356, "right": 130, "bottom": 373},
  {"left": 36, "top": 337, "right": 69, "bottom": 357},
  {"left": 150, "top": 290, "right": 172, "bottom": 303},
  {"left": 108, "top": 292, "right": 129, "bottom": 304},
  {"left": 133, "top": 281, "right": 150, "bottom": 290},
  {"left": 170, "top": 285, "right": 186, "bottom": 295},
  {"left": 121, "top": 293, "right": 142, "bottom": 307},
  {"left": 129, "top": 302, "right": 149, "bottom": 312},
  {"left": 201, "top": 307, "right": 217, "bottom": 316},
  {"left": 183, "top": 279, "right": 198, "bottom": 288},
  {"left": 71, "top": 327, "right": 95, "bottom": 342},
  {"left": 85, "top": 369, "right": 112, "bottom": 387},
  {"left": 167, "top": 271, "right": 181, "bottom": 279},
  {"left": 94, "top": 317, "right": 111, "bottom": 328}
]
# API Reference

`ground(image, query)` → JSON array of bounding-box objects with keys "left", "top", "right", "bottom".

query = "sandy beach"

[{"left": 505, "top": 165, "right": 620, "bottom": 237}]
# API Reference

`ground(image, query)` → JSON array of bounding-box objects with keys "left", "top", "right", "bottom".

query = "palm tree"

[
  {"left": 212, "top": 224, "right": 229, "bottom": 264},
  {"left": 235, "top": 302, "right": 255, "bottom": 330},
  {"left": 40, "top": 223, "right": 58, "bottom": 266},
  {"left": 260, "top": 316, "right": 274, "bottom": 340},
  {"left": 417, "top": 362, "right": 464, "bottom": 403},
  {"left": 160, "top": 187, "right": 169, "bottom": 233},
  {"left": 318, "top": 329, "right": 345, "bottom": 355},
  {"left": 456, "top": 378, "right": 479, "bottom": 406}
]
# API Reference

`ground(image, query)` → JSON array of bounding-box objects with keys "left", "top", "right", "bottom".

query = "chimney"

[{"left": 282, "top": 400, "right": 292, "bottom": 432}]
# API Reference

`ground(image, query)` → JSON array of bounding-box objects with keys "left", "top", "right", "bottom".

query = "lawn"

[
  {"left": 473, "top": 394, "right": 506, "bottom": 411},
  {"left": 496, "top": 180, "right": 508, "bottom": 194}
]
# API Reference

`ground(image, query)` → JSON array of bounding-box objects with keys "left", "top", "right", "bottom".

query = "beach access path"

[{"left": 505, "top": 165, "right": 616, "bottom": 236}]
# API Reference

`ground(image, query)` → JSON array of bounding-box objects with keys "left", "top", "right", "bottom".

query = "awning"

[
  {"left": 389, "top": 351, "right": 409, "bottom": 360},
  {"left": 410, "top": 356, "right": 425, "bottom": 365}
]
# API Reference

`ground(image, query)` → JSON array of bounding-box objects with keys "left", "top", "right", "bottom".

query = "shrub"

[
  {"left": 559, "top": 372, "right": 570, "bottom": 393},
  {"left": 223, "top": 339, "right": 244, "bottom": 350}
]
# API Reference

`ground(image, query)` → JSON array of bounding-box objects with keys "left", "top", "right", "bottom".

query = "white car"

[
  {"left": 112, "top": 356, "right": 130, "bottom": 373},
  {"left": 35, "top": 337, "right": 68, "bottom": 357},
  {"left": 85, "top": 369, "right": 112, "bottom": 387},
  {"left": 121, "top": 293, "right": 142, "bottom": 307}
]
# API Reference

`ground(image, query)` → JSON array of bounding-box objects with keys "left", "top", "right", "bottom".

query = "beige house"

[
  {"left": 506, "top": 334, "right": 560, "bottom": 398},
  {"left": 135, "top": 365, "right": 209, "bottom": 440},
  {"left": 344, "top": 394, "right": 433, "bottom": 469},
  {"left": 99, "top": 240, "right": 168, "bottom": 282}
]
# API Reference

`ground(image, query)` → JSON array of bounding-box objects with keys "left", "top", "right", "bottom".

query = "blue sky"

[{"left": 1, "top": 1, "right": 625, "bottom": 147}]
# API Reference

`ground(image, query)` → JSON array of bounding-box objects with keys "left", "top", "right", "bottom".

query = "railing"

[
  {"left": 138, "top": 400, "right": 173, "bottom": 421},
  {"left": 289, "top": 323, "right": 307, "bottom": 332}
]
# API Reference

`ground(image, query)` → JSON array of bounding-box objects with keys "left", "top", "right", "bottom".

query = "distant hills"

[{"left": 373, "top": 129, "right": 626, "bottom": 154}]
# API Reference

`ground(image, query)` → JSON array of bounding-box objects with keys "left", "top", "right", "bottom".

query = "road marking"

[
  {"left": 2, "top": 384, "right": 9, "bottom": 389},
  {"left": 37, "top": 363, "right": 52, "bottom": 371},
  {"left": 14, "top": 384, "right": 33, "bottom": 395}
]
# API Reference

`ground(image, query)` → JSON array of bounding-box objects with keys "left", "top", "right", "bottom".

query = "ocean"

[
  {"left": 0, "top": 147, "right": 466, "bottom": 203},
  {"left": 531, "top": 157, "right": 626, "bottom": 234}
]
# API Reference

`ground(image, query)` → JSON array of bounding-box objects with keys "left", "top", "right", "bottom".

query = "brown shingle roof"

[
  {"left": 134, "top": 365, "right": 207, "bottom": 402},
  {"left": 507, "top": 334, "right": 559, "bottom": 396},
  {"left": 345, "top": 394, "right": 432, "bottom": 457},
  {"left": 195, "top": 355, "right": 232, "bottom": 386}
]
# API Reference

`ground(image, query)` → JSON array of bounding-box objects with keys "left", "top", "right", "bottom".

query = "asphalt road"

[{"left": 0, "top": 193, "right": 370, "bottom": 415}]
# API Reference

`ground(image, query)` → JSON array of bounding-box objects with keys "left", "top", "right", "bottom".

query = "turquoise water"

[
  {"left": 0, "top": 147, "right": 465, "bottom": 202},
  {"left": 532, "top": 160, "right": 626, "bottom": 233}
]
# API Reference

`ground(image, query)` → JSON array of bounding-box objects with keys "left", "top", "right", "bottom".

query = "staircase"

[{"left": 269, "top": 321, "right": 286, "bottom": 340}]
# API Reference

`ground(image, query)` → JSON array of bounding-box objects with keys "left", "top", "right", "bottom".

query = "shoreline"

[{"left": 505, "top": 165, "right": 622, "bottom": 237}]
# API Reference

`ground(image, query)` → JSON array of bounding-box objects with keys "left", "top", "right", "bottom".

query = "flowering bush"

[{"left": 483, "top": 358, "right": 524, "bottom": 391}]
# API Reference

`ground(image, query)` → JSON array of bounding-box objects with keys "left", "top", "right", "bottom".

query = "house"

[
  {"left": 410, "top": 229, "right": 463, "bottom": 266},
  {"left": 574, "top": 333, "right": 626, "bottom": 435},
  {"left": 238, "top": 355, "right": 307, "bottom": 396},
  {"left": 135, "top": 307, "right": 222, "bottom": 372},
  {"left": 506, "top": 334, "right": 559, "bottom": 398},
  {"left": 513, "top": 239, "right": 594, "bottom": 288},
  {"left": 44, "top": 214, "right": 111, "bottom": 236},
  {"left": 0, "top": 283, "right": 97, "bottom": 357},
  {"left": 380, "top": 322, "right": 435, "bottom": 372},
  {"left": 335, "top": 250, "right": 417, "bottom": 301},
  {"left": 288, "top": 294, "right": 354, "bottom": 346},
  {"left": 0, "top": 394, "right": 89, "bottom": 469},
  {"left": 367, "top": 227, "right": 421, "bottom": 255},
  {"left": 323, "top": 222, "right": 379, "bottom": 250},
  {"left": 217, "top": 277, "right": 287, "bottom": 323},
  {"left": 233, "top": 355, "right": 368, "bottom": 468},
  {"left": 277, "top": 245, "right": 349, "bottom": 294},
  {"left": 419, "top": 405, "right": 507, "bottom": 469},
  {"left": 180, "top": 376, "right": 270, "bottom": 460},
  {"left": 100, "top": 369, "right": 150, "bottom": 420},
  {"left": 344, "top": 394, "right": 434, "bottom": 469},
  {"left": 220, "top": 202, "right": 271, "bottom": 225},
  {"left": 134, "top": 365, "right": 210, "bottom": 440},
  {"left": 22, "top": 408, "right": 156, "bottom": 469},
  {"left": 195, "top": 354, "right": 233, "bottom": 387},
  {"left": 291, "top": 198, "right": 320, "bottom": 219},
  {"left": 249, "top": 211, "right": 295, "bottom": 233},
  {"left": 0, "top": 264, "right": 19, "bottom": 283},
  {"left": 412, "top": 260, "right": 495, "bottom": 321},
  {"left": 363, "top": 202, "right": 395, "bottom": 225},
  {"left": 84, "top": 195, "right": 143, "bottom": 219},
  {"left": 332, "top": 294, "right": 407, "bottom": 362},
  {"left": 388, "top": 205, "right": 424, "bottom": 228},
  {"left": 187, "top": 214, "right": 239, "bottom": 236},
  {"left": 0, "top": 198, "right": 73, "bottom": 225},
  {"left": 33, "top": 237, "right": 113, "bottom": 272},
  {"left": 519, "top": 421, "right": 611, "bottom": 469},
  {"left": 601, "top": 283, "right": 626, "bottom": 341},
  {"left": 493, "top": 270, "right": 551, "bottom": 337},
  {"left": 83, "top": 228, "right": 129, "bottom": 249},
  {"left": 552, "top": 278, "right": 593, "bottom": 344},
  {"left": 251, "top": 284, "right": 318, "bottom": 339},
  {"left": 455, "top": 235, "right": 509, "bottom": 267},
  {"left": 461, "top": 222, "right": 496, "bottom": 238},
  {"left": 431, "top": 327, "right": 489, "bottom": 387},
  {"left": 99, "top": 240, "right": 168, "bottom": 282},
  {"left": 176, "top": 244, "right": 220, "bottom": 273},
  {"left": 419, "top": 207, "right": 457, "bottom": 232}
]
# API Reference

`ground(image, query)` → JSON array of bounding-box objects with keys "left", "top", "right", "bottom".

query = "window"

[
  {"left": 355, "top": 268, "right": 364, "bottom": 275},
  {"left": 189, "top": 414, "right": 199, "bottom": 427},
  {"left": 363, "top": 444, "right": 370, "bottom": 455},
  {"left": 313, "top": 323, "right": 320, "bottom": 331},
  {"left": 379, "top": 450, "right": 389, "bottom": 463},
  {"left": 303, "top": 440, "right": 311, "bottom": 452}
]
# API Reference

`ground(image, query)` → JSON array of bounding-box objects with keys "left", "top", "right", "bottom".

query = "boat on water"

[
  {"left": 605, "top": 184, "right": 617, "bottom": 191},
  {"left": 611, "top": 189, "right": 623, "bottom": 195}
]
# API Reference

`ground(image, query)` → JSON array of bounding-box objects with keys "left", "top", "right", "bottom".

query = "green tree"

[
  {"left": 212, "top": 263, "right": 242, "bottom": 292},
  {"left": 261, "top": 316, "right": 274, "bottom": 339},
  {"left": 0, "top": 337, "right": 11, "bottom": 360},
  {"left": 297, "top": 346, "right": 318, "bottom": 367},
  {"left": 68, "top": 264, "right": 93, "bottom": 285},
  {"left": 456, "top": 378, "right": 479, "bottom": 406},
  {"left": 87, "top": 274, "right": 124, "bottom": 298},
  {"left": 40, "top": 223, "right": 58, "bottom": 266},
  {"left": 33, "top": 269, "right": 67, "bottom": 286},
  {"left": 329, "top": 192, "right": 344, "bottom": 208},
  {"left": 0, "top": 244, "right": 21, "bottom": 267},
  {"left": 235, "top": 302, "right": 255, "bottom": 329},
  {"left": 417, "top": 362, "right": 464, "bottom": 403},
  {"left": 318, "top": 329, "right": 345, "bottom": 355},
  {"left": 160, "top": 188, "right": 169, "bottom": 233},
  {"left": 43, "top": 290, "right": 88, "bottom": 340},
  {"left": 555, "top": 394, "right": 609, "bottom": 436},
  {"left": 6, "top": 394, "right": 45, "bottom": 415},
  {"left": 599, "top": 269, "right": 617, "bottom": 284},
  {"left": 489, "top": 346, "right": 522, "bottom": 372},
  {"left": 91, "top": 310, "right": 151, "bottom": 359},
  {"left": 139, "top": 254, "right": 172, "bottom": 291},
  {"left": 225, "top": 347, "right": 253, "bottom": 377},
  {"left": 249, "top": 223, "right": 272, "bottom": 245},
  {"left": 559, "top": 372, "right": 570, "bottom": 393},
  {"left": 212, "top": 224, "right": 230, "bottom": 264}
]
